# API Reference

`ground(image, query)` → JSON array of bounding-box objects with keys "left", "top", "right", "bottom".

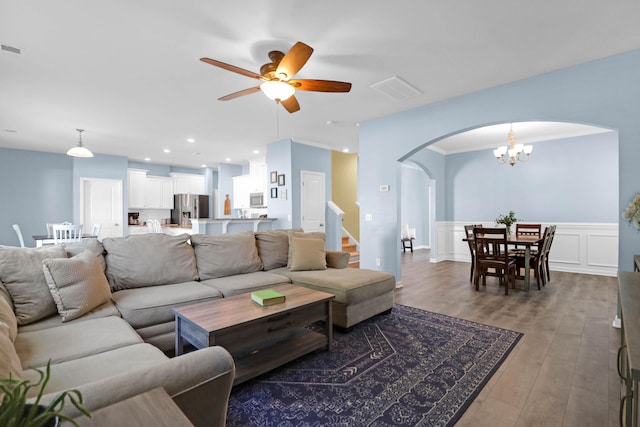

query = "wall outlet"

[
  {"left": 375, "top": 257, "right": 381, "bottom": 266},
  {"left": 365, "top": 214, "right": 373, "bottom": 222}
]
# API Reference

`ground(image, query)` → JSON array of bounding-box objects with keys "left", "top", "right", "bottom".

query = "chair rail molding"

[{"left": 435, "top": 221, "right": 618, "bottom": 277}]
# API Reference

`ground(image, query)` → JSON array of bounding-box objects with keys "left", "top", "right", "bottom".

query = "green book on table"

[{"left": 251, "top": 289, "right": 286, "bottom": 306}]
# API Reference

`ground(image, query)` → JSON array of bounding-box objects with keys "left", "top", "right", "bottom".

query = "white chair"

[
  {"left": 146, "top": 219, "right": 163, "bottom": 233},
  {"left": 91, "top": 223, "right": 102, "bottom": 238},
  {"left": 46, "top": 223, "right": 55, "bottom": 238},
  {"left": 12, "top": 224, "right": 25, "bottom": 248},
  {"left": 52, "top": 223, "right": 83, "bottom": 244}
]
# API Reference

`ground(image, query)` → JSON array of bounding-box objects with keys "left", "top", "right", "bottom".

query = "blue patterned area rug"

[{"left": 227, "top": 304, "right": 522, "bottom": 427}]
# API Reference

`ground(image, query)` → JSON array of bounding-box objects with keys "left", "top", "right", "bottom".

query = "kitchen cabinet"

[
  {"left": 128, "top": 169, "right": 148, "bottom": 209},
  {"left": 232, "top": 175, "right": 251, "bottom": 209},
  {"left": 249, "top": 157, "right": 267, "bottom": 194},
  {"left": 145, "top": 176, "right": 174, "bottom": 209},
  {"left": 171, "top": 173, "right": 205, "bottom": 195}
]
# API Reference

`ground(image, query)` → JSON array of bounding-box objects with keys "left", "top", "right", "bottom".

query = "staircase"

[{"left": 342, "top": 236, "right": 360, "bottom": 268}]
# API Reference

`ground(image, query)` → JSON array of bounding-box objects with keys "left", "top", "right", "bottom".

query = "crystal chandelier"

[{"left": 493, "top": 124, "right": 532, "bottom": 166}]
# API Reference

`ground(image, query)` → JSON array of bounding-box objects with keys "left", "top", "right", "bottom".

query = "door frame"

[
  {"left": 79, "top": 177, "right": 124, "bottom": 237},
  {"left": 300, "top": 170, "right": 326, "bottom": 232}
]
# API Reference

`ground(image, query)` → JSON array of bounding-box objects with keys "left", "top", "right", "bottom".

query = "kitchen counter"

[{"left": 191, "top": 218, "right": 275, "bottom": 234}]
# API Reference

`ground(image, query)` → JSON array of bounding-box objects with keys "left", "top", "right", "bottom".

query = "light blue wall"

[
  {"left": 0, "top": 148, "right": 73, "bottom": 246},
  {"left": 400, "top": 165, "right": 430, "bottom": 247},
  {"left": 291, "top": 142, "right": 332, "bottom": 229},
  {"left": 360, "top": 49, "right": 640, "bottom": 279},
  {"left": 445, "top": 132, "right": 618, "bottom": 223},
  {"left": 266, "top": 139, "right": 293, "bottom": 230}
]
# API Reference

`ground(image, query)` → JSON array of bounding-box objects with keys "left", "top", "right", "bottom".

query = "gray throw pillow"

[
  {"left": 102, "top": 233, "right": 198, "bottom": 291},
  {"left": 0, "top": 245, "right": 67, "bottom": 325},
  {"left": 287, "top": 231, "right": 325, "bottom": 268},
  {"left": 63, "top": 238, "right": 106, "bottom": 272},
  {"left": 255, "top": 230, "right": 290, "bottom": 270},
  {"left": 191, "top": 232, "right": 263, "bottom": 279},
  {"left": 42, "top": 250, "right": 112, "bottom": 322}
]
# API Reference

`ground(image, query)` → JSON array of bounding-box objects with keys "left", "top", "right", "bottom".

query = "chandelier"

[{"left": 493, "top": 124, "right": 532, "bottom": 166}]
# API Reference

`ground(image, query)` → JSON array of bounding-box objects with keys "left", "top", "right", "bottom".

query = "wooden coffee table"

[{"left": 172, "top": 284, "right": 334, "bottom": 385}]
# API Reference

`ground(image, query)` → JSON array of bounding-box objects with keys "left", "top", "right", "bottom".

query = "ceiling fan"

[{"left": 200, "top": 41, "right": 352, "bottom": 113}]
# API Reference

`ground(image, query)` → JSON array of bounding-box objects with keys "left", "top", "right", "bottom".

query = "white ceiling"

[{"left": 1, "top": 1, "right": 639, "bottom": 169}]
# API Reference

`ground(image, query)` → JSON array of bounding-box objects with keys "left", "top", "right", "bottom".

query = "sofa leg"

[
  {"left": 380, "top": 308, "right": 392, "bottom": 316},
  {"left": 335, "top": 325, "right": 354, "bottom": 334}
]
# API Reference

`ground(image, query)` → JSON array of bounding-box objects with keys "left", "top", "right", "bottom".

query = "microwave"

[{"left": 250, "top": 192, "right": 265, "bottom": 208}]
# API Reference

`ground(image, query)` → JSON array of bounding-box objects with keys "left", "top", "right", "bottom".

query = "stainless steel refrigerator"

[{"left": 171, "top": 194, "right": 209, "bottom": 226}]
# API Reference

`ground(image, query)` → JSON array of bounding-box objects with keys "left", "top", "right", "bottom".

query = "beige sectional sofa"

[{"left": 0, "top": 229, "right": 395, "bottom": 425}]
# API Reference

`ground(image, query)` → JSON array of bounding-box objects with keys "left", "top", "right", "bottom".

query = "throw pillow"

[
  {"left": 0, "top": 245, "right": 67, "bottom": 325},
  {"left": 255, "top": 230, "right": 290, "bottom": 270},
  {"left": 191, "top": 232, "right": 263, "bottom": 279},
  {"left": 42, "top": 250, "right": 112, "bottom": 322},
  {"left": 287, "top": 231, "right": 325, "bottom": 267},
  {"left": 289, "top": 237, "right": 327, "bottom": 271}
]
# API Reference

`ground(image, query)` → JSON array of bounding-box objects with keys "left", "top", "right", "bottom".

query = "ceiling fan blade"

[
  {"left": 200, "top": 58, "right": 262, "bottom": 80},
  {"left": 218, "top": 86, "right": 261, "bottom": 101},
  {"left": 281, "top": 96, "right": 300, "bottom": 113},
  {"left": 290, "top": 79, "right": 352, "bottom": 92},
  {"left": 275, "top": 42, "right": 313, "bottom": 80}
]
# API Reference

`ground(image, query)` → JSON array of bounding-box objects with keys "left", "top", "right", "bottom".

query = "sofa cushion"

[
  {"left": 0, "top": 284, "right": 17, "bottom": 341},
  {"left": 255, "top": 230, "right": 289, "bottom": 270},
  {"left": 42, "top": 250, "right": 112, "bottom": 322},
  {"left": 0, "top": 245, "right": 67, "bottom": 325},
  {"left": 277, "top": 268, "right": 396, "bottom": 305},
  {"left": 0, "top": 332, "right": 23, "bottom": 380},
  {"left": 102, "top": 234, "right": 199, "bottom": 291},
  {"left": 287, "top": 231, "right": 325, "bottom": 267},
  {"left": 22, "top": 343, "right": 168, "bottom": 398},
  {"left": 289, "top": 237, "right": 327, "bottom": 271},
  {"left": 191, "top": 232, "right": 263, "bottom": 279},
  {"left": 15, "top": 316, "right": 143, "bottom": 369},
  {"left": 111, "top": 281, "right": 222, "bottom": 328},
  {"left": 200, "top": 271, "right": 291, "bottom": 297},
  {"left": 63, "top": 238, "right": 106, "bottom": 272},
  {"left": 17, "top": 301, "right": 121, "bottom": 333}
]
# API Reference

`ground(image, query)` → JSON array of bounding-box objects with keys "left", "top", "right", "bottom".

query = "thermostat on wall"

[{"left": 379, "top": 185, "right": 390, "bottom": 192}]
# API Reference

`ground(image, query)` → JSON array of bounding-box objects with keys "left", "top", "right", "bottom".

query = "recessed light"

[
  {"left": 253, "top": 150, "right": 260, "bottom": 154},
  {"left": 201, "top": 164, "right": 207, "bottom": 168},
  {"left": 187, "top": 138, "right": 195, "bottom": 143},
  {"left": 225, "top": 158, "right": 231, "bottom": 162},
  {"left": 163, "top": 149, "right": 171, "bottom": 153},
  {"left": 144, "top": 157, "right": 151, "bottom": 161},
  {"left": 342, "top": 148, "right": 350, "bottom": 153}
]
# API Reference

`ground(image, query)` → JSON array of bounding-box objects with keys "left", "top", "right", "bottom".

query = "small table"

[
  {"left": 32, "top": 235, "right": 97, "bottom": 247},
  {"left": 69, "top": 387, "right": 193, "bottom": 426},
  {"left": 172, "top": 284, "right": 334, "bottom": 385}
]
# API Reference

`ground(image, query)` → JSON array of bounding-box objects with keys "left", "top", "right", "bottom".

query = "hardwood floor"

[{"left": 395, "top": 249, "right": 620, "bottom": 427}]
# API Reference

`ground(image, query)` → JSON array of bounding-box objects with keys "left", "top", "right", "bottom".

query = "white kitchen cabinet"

[
  {"left": 145, "top": 176, "right": 174, "bottom": 209},
  {"left": 249, "top": 157, "right": 267, "bottom": 194},
  {"left": 232, "top": 175, "right": 251, "bottom": 209},
  {"left": 171, "top": 173, "right": 205, "bottom": 195},
  {"left": 128, "top": 169, "right": 148, "bottom": 209}
]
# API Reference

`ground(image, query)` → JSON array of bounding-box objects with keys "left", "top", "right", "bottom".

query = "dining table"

[
  {"left": 464, "top": 232, "right": 543, "bottom": 292},
  {"left": 32, "top": 234, "right": 97, "bottom": 248}
]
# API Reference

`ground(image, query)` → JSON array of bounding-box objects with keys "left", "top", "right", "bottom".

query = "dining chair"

[
  {"left": 464, "top": 224, "right": 482, "bottom": 282},
  {"left": 510, "top": 223, "right": 542, "bottom": 255},
  {"left": 513, "top": 226, "right": 552, "bottom": 290},
  {"left": 400, "top": 224, "right": 416, "bottom": 253},
  {"left": 12, "top": 224, "right": 25, "bottom": 248},
  {"left": 543, "top": 225, "right": 556, "bottom": 282},
  {"left": 473, "top": 227, "right": 517, "bottom": 295},
  {"left": 52, "top": 223, "right": 83, "bottom": 244},
  {"left": 46, "top": 223, "right": 55, "bottom": 238},
  {"left": 91, "top": 223, "right": 102, "bottom": 238}
]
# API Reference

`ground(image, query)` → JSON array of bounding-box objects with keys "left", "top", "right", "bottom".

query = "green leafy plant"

[
  {"left": 496, "top": 210, "right": 520, "bottom": 229},
  {"left": 0, "top": 360, "right": 91, "bottom": 427}
]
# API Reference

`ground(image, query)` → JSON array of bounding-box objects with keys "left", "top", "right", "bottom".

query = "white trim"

[{"left": 434, "top": 221, "right": 618, "bottom": 277}]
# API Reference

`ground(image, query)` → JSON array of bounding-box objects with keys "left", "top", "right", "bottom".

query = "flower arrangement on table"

[
  {"left": 622, "top": 193, "right": 640, "bottom": 230},
  {"left": 496, "top": 210, "right": 519, "bottom": 235}
]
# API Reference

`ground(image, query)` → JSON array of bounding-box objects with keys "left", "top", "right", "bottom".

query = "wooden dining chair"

[
  {"left": 514, "top": 226, "right": 551, "bottom": 290},
  {"left": 473, "top": 227, "right": 517, "bottom": 295},
  {"left": 542, "top": 225, "right": 556, "bottom": 282},
  {"left": 400, "top": 224, "right": 415, "bottom": 253},
  {"left": 510, "top": 223, "right": 542, "bottom": 255},
  {"left": 464, "top": 224, "right": 482, "bottom": 282},
  {"left": 52, "top": 223, "right": 83, "bottom": 244}
]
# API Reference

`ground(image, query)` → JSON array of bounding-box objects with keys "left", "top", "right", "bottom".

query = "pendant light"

[{"left": 67, "top": 129, "right": 93, "bottom": 158}]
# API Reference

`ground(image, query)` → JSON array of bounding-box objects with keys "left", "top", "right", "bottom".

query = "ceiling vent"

[
  {"left": 1, "top": 44, "right": 21, "bottom": 55},
  {"left": 370, "top": 76, "right": 422, "bottom": 102}
]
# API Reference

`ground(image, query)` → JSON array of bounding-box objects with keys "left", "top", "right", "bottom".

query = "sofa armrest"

[
  {"left": 326, "top": 250, "right": 350, "bottom": 269},
  {"left": 36, "top": 346, "right": 235, "bottom": 427}
]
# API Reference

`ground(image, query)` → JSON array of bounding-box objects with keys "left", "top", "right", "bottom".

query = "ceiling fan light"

[{"left": 260, "top": 81, "right": 295, "bottom": 101}]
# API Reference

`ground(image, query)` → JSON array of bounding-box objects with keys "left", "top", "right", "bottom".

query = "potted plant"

[
  {"left": 496, "top": 210, "right": 519, "bottom": 236},
  {"left": 0, "top": 360, "right": 90, "bottom": 427}
]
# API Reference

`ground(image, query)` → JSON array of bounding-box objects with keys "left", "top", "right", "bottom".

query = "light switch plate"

[
  {"left": 365, "top": 214, "right": 373, "bottom": 222},
  {"left": 379, "top": 185, "right": 390, "bottom": 192}
]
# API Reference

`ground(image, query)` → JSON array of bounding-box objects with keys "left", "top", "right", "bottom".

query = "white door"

[
  {"left": 301, "top": 171, "right": 325, "bottom": 232},
  {"left": 81, "top": 178, "right": 124, "bottom": 239}
]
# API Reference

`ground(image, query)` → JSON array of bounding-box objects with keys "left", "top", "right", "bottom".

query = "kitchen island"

[{"left": 128, "top": 218, "right": 276, "bottom": 237}]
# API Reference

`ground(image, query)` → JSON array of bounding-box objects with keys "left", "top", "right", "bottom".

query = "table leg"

[
  {"left": 175, "top": 316, "right": 184, "bottom": 356},
  {"left": 524, "top": 246, "right": 531, "bottom": 292},
  {"left": 326, "top": 301, "right": 333, "bottom": 351}
]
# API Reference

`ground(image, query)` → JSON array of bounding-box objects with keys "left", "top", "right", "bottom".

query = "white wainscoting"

[{"left": 435, "top": 222, "right": 618, "bottom": 277}]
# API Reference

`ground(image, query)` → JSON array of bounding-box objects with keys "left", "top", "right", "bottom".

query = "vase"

[{"left": 23, "top": 404, "right": 60, "bottom": 427}]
